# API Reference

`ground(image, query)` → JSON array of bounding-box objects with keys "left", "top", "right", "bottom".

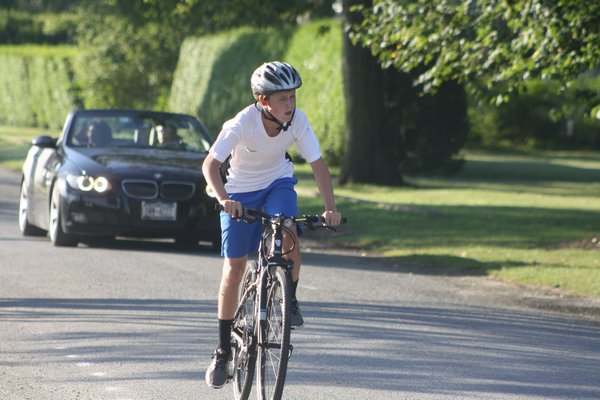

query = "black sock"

[
  {"left": 218, "top": 319, "right": 233, "bottom": 354},
  {"left": 292, "top": 279, "right": 299, "bottom": 301}
]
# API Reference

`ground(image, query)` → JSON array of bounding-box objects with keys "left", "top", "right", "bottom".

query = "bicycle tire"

[
  {"left": 232, "top": 261, "right": 258, "bottom": 400},
  {"left": 257, "top": 266, "right": 291, "bottom": 400}
]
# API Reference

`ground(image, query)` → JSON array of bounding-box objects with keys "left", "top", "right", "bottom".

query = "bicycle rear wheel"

[
  {"left": 257, "top": 266, "right": 291, "bottom": 400},
  {"left": 232, "top": 261, "right": 258, "bottom": 400}
]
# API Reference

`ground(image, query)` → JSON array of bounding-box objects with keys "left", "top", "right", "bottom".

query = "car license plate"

[{"left": 141, "top": 201, "right": 177, "bottom": 221}]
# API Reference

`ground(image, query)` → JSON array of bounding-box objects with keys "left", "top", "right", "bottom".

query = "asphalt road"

[{"left": 1, "top": 167, "right": 599, "bottom": 400}]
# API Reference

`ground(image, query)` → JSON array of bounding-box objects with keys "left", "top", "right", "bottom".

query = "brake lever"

[
  {"left": 306, "top": 218, "right": 336, "bottom": 232},
  {"left": 234, "top": 208, "right": 259, "bottom": 224},
  {"left": 216, "top": 203, "right": 255, "bottom": 223},
  {"left": 317, "top": 216, "right": 338, "bottom": 232}
]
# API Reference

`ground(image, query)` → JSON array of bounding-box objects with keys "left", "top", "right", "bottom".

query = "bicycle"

[{"left": 221, "top": 207, "right": 345, "bottom": 400}]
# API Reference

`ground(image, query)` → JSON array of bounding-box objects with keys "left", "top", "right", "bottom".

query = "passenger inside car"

[
  {"left": 85, "top": 120, "right": 113, "bottom": 148},
  {"left": 151, "top": 124, "right": 184, "bottom": 149}
]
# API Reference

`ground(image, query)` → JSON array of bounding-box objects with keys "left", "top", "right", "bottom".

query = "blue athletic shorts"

[{"left": 220, "top": 177, "right": 298, "bottom": 258}]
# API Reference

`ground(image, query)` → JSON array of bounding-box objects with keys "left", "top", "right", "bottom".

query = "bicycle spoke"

[{"left": 258, "top": 268, "right": 291, "bottom": 400}]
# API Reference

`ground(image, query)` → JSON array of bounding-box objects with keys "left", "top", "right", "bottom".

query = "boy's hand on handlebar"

[
  {"left": 220, "top": 199, "right": 243, "bottom": 218},
  {"left": 322, "top": 210, "right": 342, "bottom": 227}
]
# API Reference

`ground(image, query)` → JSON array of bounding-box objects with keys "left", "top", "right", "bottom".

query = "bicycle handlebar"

[{"left": 214, "top": 204, "right": 347, "bottom": 230}]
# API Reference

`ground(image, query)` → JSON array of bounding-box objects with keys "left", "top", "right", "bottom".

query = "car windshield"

[{"left": 67, "top": 111, "right": 212, "bottom": 153}]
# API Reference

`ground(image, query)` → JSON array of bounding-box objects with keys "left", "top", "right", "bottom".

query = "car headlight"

[{"left": 66, "top": 174, "right": 111, "bottom": 193}]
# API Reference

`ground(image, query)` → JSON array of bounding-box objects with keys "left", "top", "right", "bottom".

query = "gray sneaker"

[
  {"left": 205, "top": 347, "right": 230, "bottom": 389},
  {"left": 291, "top": 299, "right": 304, "bottom": 329}
]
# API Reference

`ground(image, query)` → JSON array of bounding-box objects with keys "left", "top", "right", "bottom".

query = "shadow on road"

[
  {"left": 1, "top": 297, "right": 599, "bottom": 398},
  {"left": 292, "top": 301, "right": 600, "bottom": 398}
]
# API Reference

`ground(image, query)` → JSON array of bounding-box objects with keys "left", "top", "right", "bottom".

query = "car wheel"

[
  {"left": 18, "top": 180, "right": 47, "bottom": 236},
  {"left": 49, "top": 184, "right": 78, "bottom": 247}
]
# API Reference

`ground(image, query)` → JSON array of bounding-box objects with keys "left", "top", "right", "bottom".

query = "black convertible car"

[{"left": 18, "top": 109, "right": 221, "bottom": 248}]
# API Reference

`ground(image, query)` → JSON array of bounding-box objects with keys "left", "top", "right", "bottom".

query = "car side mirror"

[{"left": 32, "top": 135, "right": 57, "bottom": 148}]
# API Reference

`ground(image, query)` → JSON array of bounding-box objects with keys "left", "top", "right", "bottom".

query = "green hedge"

[
  {"left": 169, "top": 27, "right": 291, "bottom": 136},
  {"left": 0, "top": 46, "right": 80, "bottom": 129},
  {"left": 286, "top": 20, "right": 345, "bottom": 161},
  {"left": 168, "top": 19, "right": 345, "bottom": 162}
]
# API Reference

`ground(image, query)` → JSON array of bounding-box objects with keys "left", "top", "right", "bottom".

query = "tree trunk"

[{"left": 338, "top": 0, "right": 403, "bottom": 185}]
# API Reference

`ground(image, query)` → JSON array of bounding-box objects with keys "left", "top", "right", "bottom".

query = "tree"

[
  {"left": 75, "top": 1, "right": 335, "bottom": 109},
  {"left": 350, "top": 0, "right": 600, "bottom": 112},
  {"left": 340, "top": 0, "right": 403, "bottom": 184},
  {"left": 339, "top": 0, "right": 468, "bottom": 184}
]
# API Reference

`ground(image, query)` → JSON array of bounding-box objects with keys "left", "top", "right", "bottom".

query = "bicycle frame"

[{"left": 231, "top": 215, "right": 294, "bottom": 343}]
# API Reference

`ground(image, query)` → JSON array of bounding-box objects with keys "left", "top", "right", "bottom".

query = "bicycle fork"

[{"left": 258, "top": 261, "right": 295, "bottom": 360}]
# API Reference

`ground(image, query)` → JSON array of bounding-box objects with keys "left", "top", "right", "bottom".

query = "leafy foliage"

[
  {"left": 351, "top": 0, "right": 600, "bottom": 111},
  {"left": 75, "top": 15, "right": 178, "bottom": 109},
  {"left": 469, "top": 75, "right": 600, "bottom": 149},
  {"left": 0, "top": 9, "right": 78, "bottom": 44},
  {"left": 108, "top": 0, "right": 335, "bottom": 32}
]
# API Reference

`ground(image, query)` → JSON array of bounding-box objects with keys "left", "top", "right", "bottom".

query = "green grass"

[
  {"left": 2, "top": 125, "right": 599, "bottom": 298},
  {"left": 296, "top": 150, "right": 600, "bottom": 298}
]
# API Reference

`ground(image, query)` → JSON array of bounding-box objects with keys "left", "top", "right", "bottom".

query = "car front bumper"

[{"left": 60, "top": 186, "right": 220, "bottom": 241}]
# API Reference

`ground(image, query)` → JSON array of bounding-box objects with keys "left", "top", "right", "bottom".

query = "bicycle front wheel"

[
  {"left": 257, "top": 266, "right": 291, "bottom": 400},
  {"left": 232, "top": 261, "right": 258, "bottom": 400}
]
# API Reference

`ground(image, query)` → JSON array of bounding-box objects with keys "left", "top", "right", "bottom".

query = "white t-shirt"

[{"left": 210, "top": 104, "right": 322, "bottom": 193}]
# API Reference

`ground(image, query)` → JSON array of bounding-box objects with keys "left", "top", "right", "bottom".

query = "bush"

[
  {"left": 286, "top": 19, "right": 345, "bottom": 162},
  {"left": 169, "top": 27, "right": 292, "bottom": 137},
  {"left": 0, "top": 10, "right": 78, "bottom": 44},
  {"left": 405, "top": 80, "right": 469, "bottom": 175},
  {"left": 169, "top": 21, "right": 346, "bottom": 163},
  {"left": 0, "top": 46, "right": 80, "bottom": 128},
  {"left": 75, "top": 16, "right": 180, "bottom": 110},
  {"left": 469, "top": 76, "right": 600, "bottom": 150}
]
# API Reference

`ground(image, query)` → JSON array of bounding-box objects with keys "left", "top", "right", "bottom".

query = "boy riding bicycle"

[{"left": 202, "top": 61, "right": 342, "bottom": 389}]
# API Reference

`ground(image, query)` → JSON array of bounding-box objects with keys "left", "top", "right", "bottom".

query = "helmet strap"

[{"left": 255, "top": 101, "right": 295, "bottom": 133}]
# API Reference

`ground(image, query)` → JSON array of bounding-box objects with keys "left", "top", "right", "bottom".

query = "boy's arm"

[
  {"left": 202, "top": 154, "right": 242, "bottom": 217},
  {"left": 310, "top": 157, "right": 342, "bottom": 226}
]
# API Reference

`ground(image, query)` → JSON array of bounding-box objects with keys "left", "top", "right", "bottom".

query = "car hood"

[{"left": 65, "top": 147, "right": 206, "bottom": 179}]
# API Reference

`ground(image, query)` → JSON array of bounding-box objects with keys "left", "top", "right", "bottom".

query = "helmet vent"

[{"left": 251, "top": 61, "right": 302, "bottom": 96}]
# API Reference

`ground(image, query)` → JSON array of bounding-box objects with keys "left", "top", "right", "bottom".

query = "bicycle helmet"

[{"left": 251, "top": 61, "right": 302, "bottom": 98}]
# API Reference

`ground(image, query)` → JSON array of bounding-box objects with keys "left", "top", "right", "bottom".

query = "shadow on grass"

[
  {"left": 303, "top": 200, "right": 600, "bottom": 251},
  {"left": 300, "top": 196, "right": 599, "bottom": 278},
  {"left": 388, "top": 254, "right": 525, "bottom": 276},
  {"left": 302, "top": 250, "right": 528, "bottom": 278},
  {"left": 458, "top": 159, "right": 600, "bottom": 183}
]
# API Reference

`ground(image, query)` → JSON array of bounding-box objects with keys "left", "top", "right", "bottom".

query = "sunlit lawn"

[{"left": 297, "top": 151, "right": 600, "bottom": 298}]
